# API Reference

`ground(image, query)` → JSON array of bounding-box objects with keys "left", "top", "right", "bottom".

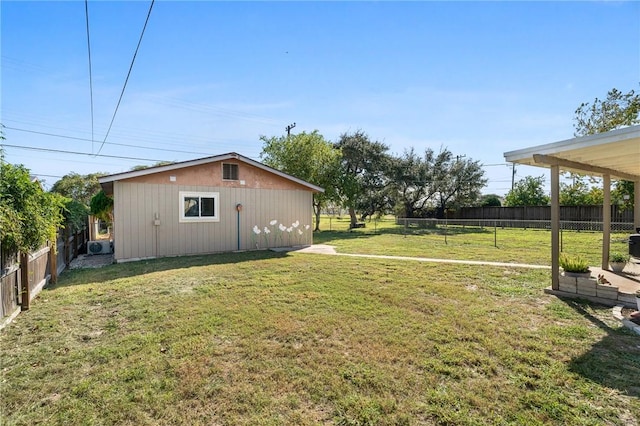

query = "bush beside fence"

[{"left": 0, "top": 224, "right": 89, "bottom": 329}]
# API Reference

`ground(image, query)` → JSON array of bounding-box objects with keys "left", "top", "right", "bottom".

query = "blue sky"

[{"left": 1, "top": 1, "right": 639, "bottom": 194}]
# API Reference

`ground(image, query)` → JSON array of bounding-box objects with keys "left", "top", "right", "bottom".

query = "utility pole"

[
  {"left": 511, "top": 163, "right": 516, "bottom": 190},
  {"left": 286, "top": 122, "right": 296, "bottom": 137}
]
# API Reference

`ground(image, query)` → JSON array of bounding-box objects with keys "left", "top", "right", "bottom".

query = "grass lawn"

[
  {"left": 314, "top": 216, "right": 631, "bottom": 266},
  {"left": 1, "top": 245, "right": 639, "bottom": 424}
]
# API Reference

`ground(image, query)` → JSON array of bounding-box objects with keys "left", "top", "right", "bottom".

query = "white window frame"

[{"left": 179, "top": 191, "right": 220, "bottom": 223}]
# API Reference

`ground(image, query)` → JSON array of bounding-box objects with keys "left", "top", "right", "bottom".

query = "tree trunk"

[
  {"left": 314, "top": 203, "right": 322, "bottom": 232},
  {"left": 348, "top": 206, "right": 357, "bottom": 228},
  {"left": 404, "top": 202, "right": 413, "bottom": 218}
]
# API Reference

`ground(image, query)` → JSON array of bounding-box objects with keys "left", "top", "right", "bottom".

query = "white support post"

[
  {"left": 635, "top": 179, "right": 640, "bottom": 232},
  {"left": 602, "top": 174, "right": 611, "bottom": 270},
  {"left": 551, "top": 165, "right": 560, "bottom": 290}
]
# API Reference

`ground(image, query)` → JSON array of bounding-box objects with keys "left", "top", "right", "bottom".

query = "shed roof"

[
  {"left": 503, "top": 124, "right": 640, "bottom": 180},
  {"left": 98, "top": 152, "right": 325, "bottom": 194}
]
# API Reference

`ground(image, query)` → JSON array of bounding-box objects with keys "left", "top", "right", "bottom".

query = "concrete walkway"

[{"left": 290, "top": 244, "right": 551, "bottom": 269}]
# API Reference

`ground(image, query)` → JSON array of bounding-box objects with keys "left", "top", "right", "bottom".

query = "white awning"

[{"left": 504, "top": 125, "right": 640, "bottom": 180}]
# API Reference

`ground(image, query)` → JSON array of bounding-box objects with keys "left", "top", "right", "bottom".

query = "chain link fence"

[{"left": 396, "top": 218, "right": 637, "bottom": 233}]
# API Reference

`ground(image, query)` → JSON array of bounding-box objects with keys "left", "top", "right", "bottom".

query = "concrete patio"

[{"left": 546, "top": 259, "right": 640, "bottom": 308}]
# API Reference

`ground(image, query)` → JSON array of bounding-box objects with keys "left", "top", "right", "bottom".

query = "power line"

[
  {"left": 1, "top": 143, "right": 164, "bottom": 163},
  {"left": 96, "top": 0, "right": 155, "bottom": 155},
  {"left": 84, "top": 0, "right": 95, "bottom": 152},
  {"left": 1, "top": 114, "right": 251, "bottom": 148},
  {"left": 4, "top": 125, "right": 213, "bottom": 156}
]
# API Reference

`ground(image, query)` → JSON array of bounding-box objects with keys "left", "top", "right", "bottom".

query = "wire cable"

[
  {"left": 96, "top": 0, "right": 155, "bottom": 155},
  {"left": 84, "top": 0, "right": 95, "bottom": 153},
  {"left": 4, "top": 125, "right": 213, "bottom": 156},
  {"left": 1, "top": 143, "right": 164, "bottom": 163}
]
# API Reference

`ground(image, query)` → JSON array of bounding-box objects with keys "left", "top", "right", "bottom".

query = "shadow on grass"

[
  {"left": 48, "top": 249, "right": 290, "bottom": 290},
  {"left": 563, "top": 298, "right": 640, "bottom": 397}
]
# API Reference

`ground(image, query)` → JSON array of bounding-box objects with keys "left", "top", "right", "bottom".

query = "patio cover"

[{"left": 504, "top": 124, "right": 640, "bottom": 290}]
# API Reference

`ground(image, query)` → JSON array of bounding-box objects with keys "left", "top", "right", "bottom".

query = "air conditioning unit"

[{"left": 88, "top": 240, "right": 112, "bottom": 255}]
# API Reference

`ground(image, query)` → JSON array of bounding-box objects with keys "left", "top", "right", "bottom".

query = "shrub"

[
  {"left": 559, "top": 253, "right": 590, "bottom": 273},
  {"left": 0, "top": 161, "right": 66, "bottom": 254},
  {"left": 609, "top": 252, "right": 629, "bottom": 263}
]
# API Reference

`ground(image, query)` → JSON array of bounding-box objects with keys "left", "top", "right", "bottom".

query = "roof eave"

[{"left": 97, "top": 152, "right": 324, "bottom": 193}]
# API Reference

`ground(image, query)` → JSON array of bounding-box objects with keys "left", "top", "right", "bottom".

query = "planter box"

[
  {"left": 558, "top": 274, "right": 577, "bottom": 293},
  {"left": 576, "top": 277, "right": 597, "bottom": 297},
  {"left": 596, "top": 284, "right": 619, "bottom": 300}
]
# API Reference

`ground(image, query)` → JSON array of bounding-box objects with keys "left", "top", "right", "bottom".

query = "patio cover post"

[
  {"left": 551, "top": 165, "right": 560, "bottom": 290},
  {"left": 635, "top": 179, "right": 640, "bottom": 231},
  {"left": 602, "top": 174, "right": 611, "bottom": 270}
]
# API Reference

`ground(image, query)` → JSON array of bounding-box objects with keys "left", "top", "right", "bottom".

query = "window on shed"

[
  {"left": 223, "top": 163, "right": 239, "bottom": 180},
  {"left": 179, "top": 191, "right": 219, "bottom": 222}
]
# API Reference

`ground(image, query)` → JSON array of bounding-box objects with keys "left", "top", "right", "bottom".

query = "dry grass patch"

[{"left": 1, "top": 251, "right": 639, "bottom": 425}]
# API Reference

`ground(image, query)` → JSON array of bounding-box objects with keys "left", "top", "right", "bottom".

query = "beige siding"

[{"left": 113, "top": 182, "right": 314, "bottom": 261}]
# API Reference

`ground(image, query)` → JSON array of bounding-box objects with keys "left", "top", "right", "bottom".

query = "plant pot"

[{"left": 609, "top": 262, "right": 626, "bottom": 273}]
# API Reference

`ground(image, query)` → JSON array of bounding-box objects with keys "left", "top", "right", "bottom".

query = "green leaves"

[
  {"left": 504, "top": 175, "right": 550, "bottom": 207},
  {"left": 260, "top": 130, "right": 341, "bottom": 230},
  {"left": 90, "top": 190, "right": 114, "bottom": 223},
  {"left": 574, "top": 87, "right": 640, "bottom": 137},
  {"left": 0, "top": 161, "right": 66, "bottom": 253}
]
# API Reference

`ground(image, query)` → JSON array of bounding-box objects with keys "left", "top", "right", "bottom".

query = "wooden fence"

[
  {"left": 0, "top": 224, "right": 89, "bottom": 329},
  {"left": 452, "top": 205, "right": 635, "bottom": 223}
]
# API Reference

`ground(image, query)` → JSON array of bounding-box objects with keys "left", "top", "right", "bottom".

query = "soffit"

[{"left": 503, "top": 125, "right": 640, "bottom": 180}]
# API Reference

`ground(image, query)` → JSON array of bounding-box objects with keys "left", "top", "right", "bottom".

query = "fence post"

[
  {"left": 49, "top": 241, "right": 57, "bottom": 285},
  {"left": 73, "top": 229, "right": 79, "bottom": 259},
  {"left": 494, "top": 221, "right": 497, "bottom": 248},
  {"left": 20, "top": 252, "right": 30, "bottom": 310},
  {"left": 65, "top": 227, "right": 71, "bottom": 269},
  {"left": 444, "top": 218, "right": 448, "bottom": 245}
]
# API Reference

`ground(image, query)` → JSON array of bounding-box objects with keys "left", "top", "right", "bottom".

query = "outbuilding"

[{"left": 98, "top": 153, "right": 323, "bottom": 262}]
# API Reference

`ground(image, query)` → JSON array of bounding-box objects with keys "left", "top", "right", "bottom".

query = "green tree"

[
  {"left": 130, "top": 161, "right": 174, "bottom": 171},
  {"left": 50, "top": 172, "right": 104, "bottom": 207},
  {"left": 260, "top": 130, "right": 341, "bottom": 231},
  {"left": 335, "top": 130, "right": 390, "bottom": 227},
  {"left": 387, "top": 148, "right": 437, "bottom": 218},
  {"left": 50, "top": 172, "right": 107, "bottom": 231},
  {"left": 0, "top": 161, "right": 66, "bottom": 255},
  {"left": 611, "top": 180, "right": 634, "bottom": 209},
  {"left": 480, "top": 194, "right": 502, "bottom": 207},
  {"left": 388, "top": 148, "right": 486, "bottom": 218},
  {"left": 433, "top": 154, "right": 487, "bottom": 217},
  {"left": 574, "top": 86, "right": 639, "bottom": 205},
  {"left": 574, "top": 87, "right": 640, "bottom": 137},
  {"left": 504, "top": 175, "right": 549, "bottom": 206},
  {"left": 90, "top": 190, "right": 114, "bottom": 224},
  {"left": 559, "top": 175, "right": 592, "bottom": 206}
]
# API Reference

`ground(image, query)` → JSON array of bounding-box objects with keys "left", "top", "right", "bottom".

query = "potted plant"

[
  {"left": 559, "top": 253, "right": 591, "bottom": 278},
  {"left": 609, "top": 252, "right": 629, "bottom": 273}
]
